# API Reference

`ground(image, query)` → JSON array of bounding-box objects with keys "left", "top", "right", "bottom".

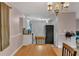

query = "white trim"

[
  {"left": 10, "top": 33, "right": 22, "bottom": 39},
  {"left": 5, "top": 2, "right": 12, "bottom": 8},
  {"left": 11, "top": 44, "right": 23, "bottom": 56}
]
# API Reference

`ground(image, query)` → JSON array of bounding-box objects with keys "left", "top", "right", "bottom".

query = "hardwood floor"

[{"left": 15, "top": 44, "right": 62, "bottom": 56}]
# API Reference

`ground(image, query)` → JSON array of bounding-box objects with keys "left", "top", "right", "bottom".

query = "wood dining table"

[
  {"left": 35, "top": 36, "right": 45, "bottom": 44},
  {"left": 15, "top": 44, "right": 62, "bottom": 56}
]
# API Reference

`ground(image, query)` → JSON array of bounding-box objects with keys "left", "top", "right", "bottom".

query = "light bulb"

[
  {"left": 48, "top": 2, "right": 52, "bottom": 11},
  {"left": 64, "top": 2, "right": 69, "bottom": 8}
]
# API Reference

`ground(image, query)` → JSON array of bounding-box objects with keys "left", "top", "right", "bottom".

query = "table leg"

[
  {"left": 36, "top": 39, "right": 37, "bottom": 44},
  {"left": 41, "top": 40, "right": 42, "bottom": 44}
]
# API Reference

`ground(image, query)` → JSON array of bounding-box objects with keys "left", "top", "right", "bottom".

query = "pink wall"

[
  {"left": 57, "top": 13, "right": 76, "bottom": 48},
  {"left": 58, "top": 12, "right": 76, "bottom": 34}
]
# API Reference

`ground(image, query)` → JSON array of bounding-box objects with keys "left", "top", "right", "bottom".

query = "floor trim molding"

[{"left": 11, "top": 44, "right": 23, "bottom": 56}]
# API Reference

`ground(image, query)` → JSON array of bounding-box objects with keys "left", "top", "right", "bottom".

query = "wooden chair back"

[{"left": 62, "top": 43, "right": 77, "bottom": 56}]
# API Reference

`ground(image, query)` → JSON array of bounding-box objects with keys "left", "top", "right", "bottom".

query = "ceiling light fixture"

[{"left": 48, "top": 2, "right": 69, "bottom": 16}]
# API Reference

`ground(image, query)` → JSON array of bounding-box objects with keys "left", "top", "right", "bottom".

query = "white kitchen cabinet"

[{"left": 23, "top": 35, "right": 32, "bottom": 45}]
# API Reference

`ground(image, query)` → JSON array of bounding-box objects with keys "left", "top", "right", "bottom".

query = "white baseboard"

[
  {"left": 11, "top": 44, "right": 23, "bottom": 56},
  {"left": 58, "top": 45, "right": 62, "bottom": 48}
]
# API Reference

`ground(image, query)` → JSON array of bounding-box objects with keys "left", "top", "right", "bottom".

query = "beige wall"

[{"left": 0, "top": 4, "right": 23, "bottom": 55}]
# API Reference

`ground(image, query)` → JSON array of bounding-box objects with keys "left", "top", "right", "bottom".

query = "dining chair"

[{"left": 62, "top": 43, "right": 77, "bottom": 56}]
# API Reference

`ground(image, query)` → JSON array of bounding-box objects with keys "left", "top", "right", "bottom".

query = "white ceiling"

[{"left": 10, "top": 2, "right": 79, "bottom": 20}]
